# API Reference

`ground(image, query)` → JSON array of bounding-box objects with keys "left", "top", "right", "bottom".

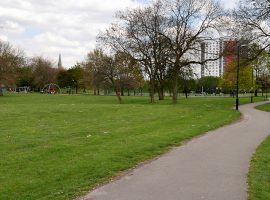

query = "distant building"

[
  {"left": 58, "top": 54, "right": 63, "bottom": 70},
  {"left": 200, "top": 38, "right": 237, "bottom": 78},
  {"left": 200, "top": 39, "right": 223, "bottom": 77}
]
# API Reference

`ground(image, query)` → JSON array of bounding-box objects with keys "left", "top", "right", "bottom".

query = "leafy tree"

[
  {"left": 16, "top": 66, "right": 34, "bottom": 88},
  {"left": 252, "top": 51, "right": 270, "bottom": 96},
  {"left": 67, "top": 64, "right": 85, "bottom": 94},
  {"left": 83, "top": 49, "right": 106, "bottom": 95},
  {"left": 197, "top": 76, "right": 220, "bottom": 94},
  {"left": 219, "top": 60, "right": 254, "bottom": 93},
  {"left": 115, "top": 52, "right": 144, "bottom": 96},
  {"left": 57, "top": 64, "right": 85, "bottom": 94}
]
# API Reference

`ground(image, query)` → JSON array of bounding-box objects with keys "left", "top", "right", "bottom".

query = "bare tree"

[
  {"left": 0, "top": 40, "right": 25, "bottom": 95},
  {"left": 98, "top": 1, "right": 168, "bottom": 103},
  {"left": 29, "top": 56, "right": 57, "bottom": 91},
  {"left": 235, "top": 0, "right": 270, "bottom": 51},
  {"left": 161, "top": 0, "right": 224, "bottom": 103}
]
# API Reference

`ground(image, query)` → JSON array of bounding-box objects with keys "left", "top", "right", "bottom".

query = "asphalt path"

[{"left": 79, "top": 101, "right": 270, "bottom": 200}]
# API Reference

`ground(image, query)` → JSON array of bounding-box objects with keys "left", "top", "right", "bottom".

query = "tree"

[
  {"left": 57, "top": 70, "right": 70, "bottom": 88},
  {"left": 68, "top": 64, "right": 85, "bottom": 94},
  {"left": 252, "top": 51, "right": 270, "bottom": 96},
  {"left": 235, "top": 0, "right": 270, "bottom": 52},
  {"left": 161, "top": 0, "right": 224, "bottom": 103},
  {"left": 219, "top": 60, "right": 254, "bottom": 94},
  {"left": 16, "top": 66, "right": 34, "bottom": 88},
  {"left": 57, "top": 64, "right": 85, "bottom": 94},
  {"left": 98, "top": 1, "right": 169, "bottom": 103},
  {"left": 83, "top": 49, "right": 106, "bottom": 95},
  {"left": 115, "top": 51, "right": 144, "bottom": 96},
  {"left": 197, "top": 76, "right": 220, "bottom": 94},
  {"left": 0, "top": 40, "right": 25, "bottom": 95},
  {"left": 30, "top": 56, "right": 57, "bottom": 91}
]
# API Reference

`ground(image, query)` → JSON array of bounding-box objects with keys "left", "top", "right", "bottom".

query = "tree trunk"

[
  {"left": 97, "top": 88, "right": 100, "bottom": 95},
  {"left": 115, "top": 89, "right": 122, "bottom": 104},
  {"left": 184, "top": 89, "right": 188, "bottom": 99},
  {"left": 0, "top": 87, "right": 3, "bottom": 96},
  {"left": 134, "top": 89, "right": 136, "bottom": 96},
  {"left": 172, "top": 77, "right": 178, "bottom": 104},
  {"left": 158, "top": 86, "right": 165, "bottom": 100},
  {"left": 128, "top": 89, "right": 130, "bottom": 96},
  {"left": 121, "top": 88, "right": 124, "bottom": 96},
  {"left": 149, "top": 79, "right": 155, "bottom": 103}
]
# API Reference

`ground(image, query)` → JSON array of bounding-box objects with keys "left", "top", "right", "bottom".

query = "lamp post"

[
  {"left": 251, "top": 66, "right": 254, "bottom": 103},
  {"left": 236, "top": 44, "right": 247, "bottom": 110},
  {"left": 236, "top": 45, "right": 240, "bottom": 110}
]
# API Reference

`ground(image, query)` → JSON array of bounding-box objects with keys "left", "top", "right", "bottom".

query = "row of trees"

[
  {"left": 0, "top": 40, "right": 145, "bottom": 97},
  {"left": 96, "top": 0, "right": 270, "bottom": 103},
  {"left": 98, "top": 0, "right": 224, "bottom": 103},
  {"left": 1, "top": 0, "right": 269, "bottom": 103},
  {"left": 0, "top": 41, "right": 59, "bottom": 95}
]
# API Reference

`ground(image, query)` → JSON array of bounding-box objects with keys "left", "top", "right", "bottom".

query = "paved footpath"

[{"left": 79, "top": 102, "right": 270, "bottom": 200}]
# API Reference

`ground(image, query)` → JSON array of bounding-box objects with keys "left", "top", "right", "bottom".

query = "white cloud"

[
  {"left": 0, "top": 0, "right": 237, "bottom": 67},
  {"left": 0, "top": 0, "right": 144, "bottom": 68},
  {"left": 0, "top": 34, "right": 8, "bottom": 41}
]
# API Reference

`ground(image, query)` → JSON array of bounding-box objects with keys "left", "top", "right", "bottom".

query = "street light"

[
  {"left": 236, "top": 44, "right": 247, "bottom": 110},
  {"left": 251, "top": 67, "right": 254, "bottom": 103}
]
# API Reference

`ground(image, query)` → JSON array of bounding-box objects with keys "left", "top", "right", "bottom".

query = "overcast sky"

[{"left": 0, "top": 0, "right": 238, "bottom": 68}]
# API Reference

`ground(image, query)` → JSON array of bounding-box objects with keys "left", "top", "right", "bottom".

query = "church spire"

[{"left": 58, "top": 54, "right": 63, "bottom": 69}]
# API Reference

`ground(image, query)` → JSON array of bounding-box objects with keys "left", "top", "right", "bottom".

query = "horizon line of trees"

[{"left": 1, "top": 0, "right": 270, "bottom": 103}]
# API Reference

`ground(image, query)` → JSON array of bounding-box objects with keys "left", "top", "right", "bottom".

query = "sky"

[{"left": 0, "top": 0, "right": 238, "bottom": 68}]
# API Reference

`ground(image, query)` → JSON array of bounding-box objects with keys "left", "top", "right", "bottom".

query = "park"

[{"left": 0, "top": 0, "right": 270, "bottom": 199}]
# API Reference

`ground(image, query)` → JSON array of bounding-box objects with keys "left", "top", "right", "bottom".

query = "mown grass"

[
  {"left": 256, "top": 102, "right": 270, "bottom": 112},
  {"left": 248, "top": 136, "right": 270, "bottom": 200},
  {"left": 0, "top": 94, "right": 263, "bottom": 199}
]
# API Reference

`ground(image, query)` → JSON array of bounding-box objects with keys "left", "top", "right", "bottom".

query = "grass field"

[
  {"left": 248, "top": 136, "right": 270, "bottom": 200},
  {"left": 256, "top": 102, "right": 270, "bottom": 112},
  {"left": 0, "top": 94, "right": 263, "bottom": 200}
]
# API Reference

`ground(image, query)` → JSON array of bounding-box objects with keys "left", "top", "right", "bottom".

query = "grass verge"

[
  {"left": 248, "top": 136, "right": 270, "bottom": 200},
  {"left": 255, "top": 102, "right": 270, "bottom": 112}
]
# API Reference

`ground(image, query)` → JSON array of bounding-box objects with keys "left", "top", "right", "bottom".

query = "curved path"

[{"left": 79, "top": 102, "right": 270, "bottom": 200}]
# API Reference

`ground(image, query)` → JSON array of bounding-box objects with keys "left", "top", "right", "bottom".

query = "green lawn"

[
  {"left": 0, "top": 94, "right": 263, "bottom": 199},
  {"left": 248, "top": 136, "right": 270, "bottom": 200},
  {"left": 256, "top": 102, "right": 270, "bottom": 112}
]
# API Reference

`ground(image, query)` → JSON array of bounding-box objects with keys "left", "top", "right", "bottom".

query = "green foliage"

[
  {"left": 0, "top": 94, "right": 248, "bottom": 200},
  {"left": 197, "top": 76, "right": 220, "bottom": 93},
  {"left": 219, "top": 61, "right": 254, "bottom": 92},
  {"left": 57, "top": 64, "right": 85, "bottom": 93},
  {"left": 16, "top": 66, "right": 34, "bottom": 87},
  {"left": 248, "top": 136, "right": 270, "bottom": 200}
]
